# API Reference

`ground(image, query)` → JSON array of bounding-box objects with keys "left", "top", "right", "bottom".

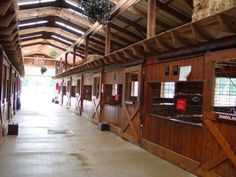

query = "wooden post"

[
  {"left": 105, "top": 23, "right": 111, "bottom": 55},
  {"left": 73, "top": 45, "right": 77, "bottom": 67},
  {"left": 84, "top": 37, "right": 89, "bottom": 62},
  {"left": 59, "top": 58, "right": 62, "bottom": 73},
  {"left": 13, "top": 72, "right": 16, "bottom": 115},
  {"left": 147, "top": 0, "right": 156, "bottom": 38},
  {"left": 80, "top": 73, "right": 84, "bottom": 116},
  {"left": 55, "top": 61, "right": 58, "bottom": 75},
  {"left": 65, "top": 53, "right": 68, "bottom": 71},
  {"left": 7, "top": 65, "right": 12, "bottom": 120},
  {"left": 0, "top": 49, "right": 3, "bottom": 139}
]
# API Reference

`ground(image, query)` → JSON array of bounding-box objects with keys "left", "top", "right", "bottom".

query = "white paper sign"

[{"left": 179, "top": 66, "right": 192, "bottom": 81}]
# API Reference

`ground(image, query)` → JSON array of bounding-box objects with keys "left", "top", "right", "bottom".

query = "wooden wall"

[
  {"left": 60, "top": 49, "right": 236, "bottom": 177},
  {"left": 0, "top": 48, "right": 21, "bottom": 141},
  {"left": 101, "top": 69, "right": 123, "bottom": 129},
  {"left": 82, "top": 74, "right": 93, "bottom": 119},
  {"left": 142, "top": 50, "right": 236, "bottom": 177}
]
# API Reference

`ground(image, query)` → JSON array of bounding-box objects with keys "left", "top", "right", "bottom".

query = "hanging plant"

[
  {"left": 80, "top": 0, "right": 115, "bottom": 25},
  {"left": 41, "top": 66, "right": 47, "bottom": 75}
]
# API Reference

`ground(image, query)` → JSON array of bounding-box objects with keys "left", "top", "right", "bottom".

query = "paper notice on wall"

[{"left": 179, "top": 66, "right": 192, "bottom": 81}]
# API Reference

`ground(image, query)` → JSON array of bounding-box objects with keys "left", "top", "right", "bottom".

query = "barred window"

[
  {"left": 214, "top": 78, "right": 236, "bottom": 107},
  {"left": 160, "top": 82, "right": 175, "bottom": 99}
]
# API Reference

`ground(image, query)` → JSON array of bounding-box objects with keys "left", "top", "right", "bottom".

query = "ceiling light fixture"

[
  {"left": 55, "top": 21, "right": 84, "bottom": 35},
  {"left": 52, "top": 35, "right": 73, "bottom": 45},
  {"left": 19, "top": 0, "right": 57, "bottom": 6}
]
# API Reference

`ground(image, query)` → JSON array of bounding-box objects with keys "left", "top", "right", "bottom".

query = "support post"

[
  {"left": 65, "top": 53, "right": 68, "bottom": 71},
  {"left": 59, "top": 58, "right": 62, "bottom": 73},
  {"left": 147, "top": 0, "right": 156, "bottom": 38},
  {"left": 105, "top": 23, "right": 111, "bottom": 55},
  {"left": 84, "top": 37, "right": 89, "bottom": 62},
  {"left": 7, "top": 65, "right": 12, "bottom": 120},
  {"left": 73, "top": 45, "right": 77, "bottom": 67}
]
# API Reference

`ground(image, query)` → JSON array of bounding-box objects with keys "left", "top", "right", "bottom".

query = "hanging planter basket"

[
  {"left": 41, "top": 66, "right": 47, "bottom": 75},
  {"left": 80, "top": 0, "right": 115, "bottom": 25}
]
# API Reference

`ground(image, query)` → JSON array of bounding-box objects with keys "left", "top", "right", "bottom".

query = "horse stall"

[
  {"left": 69, "top": 75, "right": 81, "bottom": 112},
  {"left": 63, "top": 77, "right": 71, "bottom": 108},
  {"left": 100, "top": 64, "right": 143, "bottom": 144},
  {"left": 58, "top": 79, "right": 66, "bottom": 105},
  {"left": 0, "top": 48, "right": 21, "bottom": 138},
  {"left": 80, "top": 72, "right": 94, "bottom": 120},
  {"left": 141, "top": 49, "right": 236, "bottom": 176},
  {"left": 101, "top": 67, "right": 124, "bottom": 134}
]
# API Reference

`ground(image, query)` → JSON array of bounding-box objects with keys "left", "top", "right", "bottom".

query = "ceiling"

[
  {"left": 17, "top": 0, "right": 193, "bottom": 69},
  {"left": 0, "top": 0, "right": 194, "bottom": 75},
  {"left": 0, "top": 0, "right": 24, "bottom": 76}
]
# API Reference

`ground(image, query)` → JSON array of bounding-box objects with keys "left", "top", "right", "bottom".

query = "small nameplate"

[{"left": 217, "top": 113, "right": 236, "bottom": 123}]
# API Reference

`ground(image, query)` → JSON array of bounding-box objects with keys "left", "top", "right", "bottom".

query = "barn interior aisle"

[
  {"left": 0, "top": 0, "right": 236, "bottom": 176},
  {"left": 0, "top": 94, "right": 195, "bottom": 177}
]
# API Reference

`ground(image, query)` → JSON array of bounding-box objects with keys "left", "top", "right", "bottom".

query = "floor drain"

[{"left": 48, "top": 128, "right": 73, "bottom": 135}]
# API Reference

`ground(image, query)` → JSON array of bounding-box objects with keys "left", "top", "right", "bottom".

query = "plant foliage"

[
  {"left": 80, "top": 0, "right": 115, "bottom": 25},
  {"left": 49, "top": 50, "right": 58, "bottom": 58}
]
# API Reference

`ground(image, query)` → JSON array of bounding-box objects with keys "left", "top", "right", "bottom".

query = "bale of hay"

[
  {"left": 192, "top": 0, "right": 236, "bottom": 21},
  {"left": 208, "top": 0, "right": 236, "bottom": 16},
  {"left": 86, "top": 55, "right": 102, "bottom": 62},
  {"left": 192, "top": 0, "right": 208, "bottom": 22}
]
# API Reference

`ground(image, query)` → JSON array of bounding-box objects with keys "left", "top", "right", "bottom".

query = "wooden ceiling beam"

[
  {"left": 128, "top": 5, "right": 171, "bottom": 30},
  {"left": 0, "top": 21, "right": 17, "bottom": 35},
  {"left": 111, "top": 23, "right": 143, "bottom": 40},
  {"left": 19, "top": 0, "right": 62, "bottom": 10},
  {"left": 191, "top": 24, "right": 214, "bottom": 41},
  {"left": 116, "top": 15, "right": 146, "bottom": 38},
  {"left": 19, "top": 7, "right": 91, "bottom": 27},
  {"left": 217, "top": 14, "right": 236, "bottom": 34},
  {"left": 156, "top": 1, "right": 191, "bottom": 22},
  {"left": 131, "top": 45, "right": 146, "bottom": 57},
  {"left": 19, "top": 15, "right": 88, "bottom": 34},
  {"left": 56, "top": 0, "right": 141, "bottom": 61},
  {"left": 128, "top": 6, "right": 146, "bottom": 19},
  {"left": 0, "top": 12, "right": 15, "bottom": 27},
  {"left": 93, "top": 33, "right": 124, "bottom": 49},
  {"left": 183, "top": 0, "right": 193, "bottom": 9},
  {"left": 0, "top": 0, "right": 13, "bottom": 16},
  {"left": 0, "top": 29, "right": 18, "bottom": 41}
]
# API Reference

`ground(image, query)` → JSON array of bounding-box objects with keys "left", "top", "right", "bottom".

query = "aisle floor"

[{"left": 0, "top": 100, "right": 196, "bottom": 177}]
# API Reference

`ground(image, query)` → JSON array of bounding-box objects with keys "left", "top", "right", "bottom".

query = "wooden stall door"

[
  {"left": 91, "top": 73, "right": 102, "bottom": 124},
  {"left": 75, "top": 76, "right": 82, "bottom": 115},
  {"left": 199, "top": 50, "right": 236, "bottom": 177},
  {"left": 121, "top": 65, "right": 142, "bottom": 144}
]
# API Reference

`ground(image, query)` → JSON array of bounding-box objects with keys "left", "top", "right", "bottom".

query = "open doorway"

[{"left": 21, "top": 66, "right": 56, "bottom": 109}]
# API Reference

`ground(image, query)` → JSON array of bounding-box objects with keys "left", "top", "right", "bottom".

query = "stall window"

[
  {"left": 62, "top": 86, "right": 66, "bottom": 96},
  {"left": 93, "top": 77, "right": 100, "bottom": 98},
  {"left": 71, "top": 86, "right": 76, "bottom": 97},
  {"left": 213, "top": 60, "right": 236, "bottom": 114},
  {"left": 160, "top": 82, "right": 175, "bottom": 98},
  {"left": 104, "top": 84, "right": 122, "bottom": 105},
  {"left": 76, "top": 79, "right": 81, "bottom": 95},
  {"left": 66, "top": 81, "right": 70, "bottom": 93},
  {"left": 83, "top": 85, "right": 92, "bottom": 101},
  {"left": 149, "top": 81, "right": 203, "bottom": 123},
  {"left": 125, "top": 72, "right": 139, "bottom": 101},
  {"left": 214, "top": 78, "right": 236, "bottom": 107}
]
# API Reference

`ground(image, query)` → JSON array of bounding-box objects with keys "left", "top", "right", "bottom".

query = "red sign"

[
  {"left": 115, "top": 94, "right": 119, "bottom": 101},
  {"left": 176, "top": 99, "right": 186, "bottom": 111},
  {"left": 56, "top": 83, "right": 59, "bottom": 90}
]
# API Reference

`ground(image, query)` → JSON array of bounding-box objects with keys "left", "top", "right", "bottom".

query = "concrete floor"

[{"left": 0, "top": 98, "right": 196, "bottom": 177}]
